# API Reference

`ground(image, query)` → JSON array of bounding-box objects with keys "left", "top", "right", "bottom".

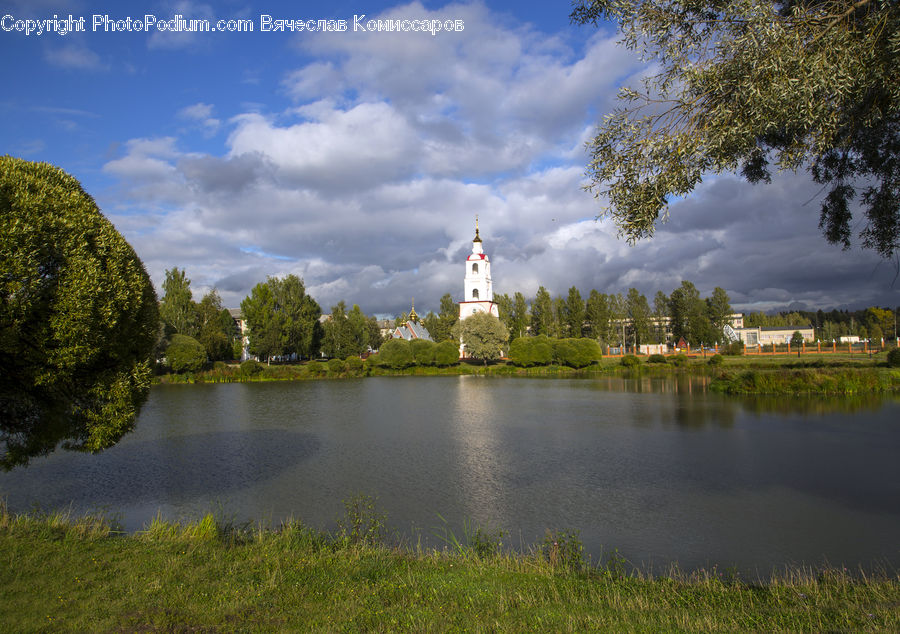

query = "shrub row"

[
  {"left": 508, "top": 336, "right": 602, "bottom": 369},
  {"left": 367, "top": 338, "right": 460, "bottom": 370}
]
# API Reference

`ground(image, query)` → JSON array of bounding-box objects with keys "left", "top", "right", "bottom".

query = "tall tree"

[
  {"left": 159, "top": 268, "right": 197, "bottom": 337},
  {"left": 347, "top": 304, "right": 371, "bottom": 355},
  {"left": 510, "top": 292, "right": 530, "bottom": 340},
  {"left": 706, "top": 287, "right": 733, "bottom": 344},
  {"left": 241, "top": 281, "right": 280, "bottom": 362},
  {"left": 273, "top": 275, "right": 322, "bottom": 359},
  {"left": 586, "top": 290, "right": 611, "bottom": 343},
  {"left": 1, "top": 157, "right": 158, "bottom": 468},
  {"left": 668, "top": 281, "right": 712, "bottom": 346},
  {"left": 565, "top": 286, "right": 586, "bottom": 338},
  {"left": 241, "top": 275, "right": 321, "bottom": 362},
  {"left": 625, "top": 288, "right": 652, "bottom": 348},
  {"left": 571, "top": 0, "right": 900, "bottom": 257},
  {"left": 196, "top": 289, "right": 235, "bottom": 361},
  {"left": 495, "top": 293, "right": 513, "bottom": 332},
  {"left": 366, "top": 315, "right": 385, "bottom": 351},
  {"left": 653, "top": 290, "right": 669, "bottom": 344},
  {"left": 551, "top": 296, "right": 566, "bottom": 338},
  {"left": 323, "top": 301, "right": 354, "bottom": 359},
  {"left": 608, "top": 292, "right": 627, "bottom": 348},
  {"left": 531, "top": 286, "right": 553, "bottom": 336},
  {"left": 437, "top": 293, "right": 459, "bottom": 342}
]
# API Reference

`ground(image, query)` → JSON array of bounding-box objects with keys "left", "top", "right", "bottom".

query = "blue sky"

[{"left": 2, "top": 0, "right": 897, "bottom": 316}]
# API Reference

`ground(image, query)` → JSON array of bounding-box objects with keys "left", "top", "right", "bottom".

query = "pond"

[{"left": 2, "top": 375, "right": 899, "bottom": 576}]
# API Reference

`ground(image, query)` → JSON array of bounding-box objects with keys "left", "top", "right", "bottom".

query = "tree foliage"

[
  {"left": 409, "top": 338, "right": 436, "bottom": 366},
  {"left": 1, "top": 157, "right": 158, "bottom": 468},
  {"left": 453, "top": 312, "right": 509, "bottom": 363},
  {"left": 669, "top": 280, "right": 714, "bottom": 345},
  {"left": 166, "top": 334, "right": 206, "bottom": 373},
  {"left": 241, "top": 275, "right": 322, "bottom": 362},
  {"left": 706, "top": 287, "right": 733, "bottom": 343},
  {"left": 625, "top": 288, "right": 652, "bottom": 347},
  {"left": 553, "top": 338, "right": 602, "bottom": 368},
  {"left": 196, "top": 289, "right": 237, "bottom": 361},
  {"left": 564, "top": 287, "right": 586, "bottom": 337},
  {"left": 433, "top": 340, "right": 461, "bottom": 366},
  {"left": 530, "top": 286, "right": 554, "bottom": 336},
  {"left": 159, "top": 268, "right": 197, "bottom": 337},
  {"left": 323, "top": 301, "right": 353, "bottom": 359},
  {"left": 376, "top": 338, "right": 414, "bottom": 369},
  {"left": 509, "top": 335, "right": 554, "bottom": 367},
  {"left": 572, "top": 0, "right": 900, "bottom": 257}
]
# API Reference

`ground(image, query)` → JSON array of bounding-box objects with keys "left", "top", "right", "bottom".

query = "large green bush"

[
  {"left": 887, "top": 347, "right": 900, "bottom": 367},
  {"left": 1, "top": 157, "right": 159, "bottom": 468},
  {"left": 509, "top": 335, "right": 554, "bottom": 367},
  {"left": 553, "top": 338, "right": 602, "bottom": 368},
  {"left": 433, "top": 340, "right": 460, "bottom": 367},
  {"left": 327, "top": 358, "right": 345, "bottom": 374},
  {"left": 621, "top": 354, "right": 641, "bottom": 367},
  {"left": 344, "top": 356, "right": 365, "bottom": 375},
  {"left": 306, "top": 361, "right": 328, "bottom": 376},
  {"left": 240, "top": 359, "right": 264, "bottom": 377},
  {"left": 648, "top": 354, "right": 667, "bottom": 364},
  {"left": 166, "top": 334, "right": 207, "bottom": 373},
  {"left": 508, "top": 337, "right": 534, "bottom": 367},
  {"left": 409, "top": 339, "right": 436, "bottom": 366},
  {"left": 378, "top": 338, "right": 414, "bottom": 369}
]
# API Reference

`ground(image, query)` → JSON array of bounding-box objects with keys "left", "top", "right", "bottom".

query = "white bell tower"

[{"left": 459, "top": 217, "right": 499, "bottom": 320}]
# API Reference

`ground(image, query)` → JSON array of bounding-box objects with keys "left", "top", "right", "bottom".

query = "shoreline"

[{"left": 154, "top": 353, "right": 900, "bottom": 395}]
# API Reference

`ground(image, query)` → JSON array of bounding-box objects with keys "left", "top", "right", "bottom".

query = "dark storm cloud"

[{"left": 178, "top": 153, "right": 270, "bottom": 194}]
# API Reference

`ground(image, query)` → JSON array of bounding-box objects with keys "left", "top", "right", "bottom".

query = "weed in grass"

[
  {"left": 337, "top": 493, "right": 387, "bottom": 547},
  {"left": 539, "top": 529, "right": 585, "bottom": 572},
  {"left": 432, "top": 515, "right": 506, "bottom": 559}
]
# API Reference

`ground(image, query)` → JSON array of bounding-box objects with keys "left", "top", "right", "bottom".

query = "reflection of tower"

[
  {"left": 450, "top": 376, "right": 506, "bottom": 523},
  {"left": 459, "top": 217, "right": 499, "bottom": 320}
]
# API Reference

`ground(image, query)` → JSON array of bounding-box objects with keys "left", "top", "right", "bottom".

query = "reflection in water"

[
  {"left": 737, "top": 393, "right": 895, "bottom": 417},
  {"left": 450, "top": 377, "right": 505, "bottom": 525},
  {"left": 1, "top": 377, "right": 898, "bottom": 576}
]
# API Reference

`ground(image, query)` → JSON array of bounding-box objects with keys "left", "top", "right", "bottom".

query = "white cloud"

[
  {"left": 98, "top": 2, "right": 899, "bottom": 315},
  {"left": 146, "top": 1, "right": 215, "bottom": 50},
  {"left": 44, "top": 44, "right": 105, "bottom": 70},
  {"left": 178, "top": 102, "right": 220, "bottom": 135}
]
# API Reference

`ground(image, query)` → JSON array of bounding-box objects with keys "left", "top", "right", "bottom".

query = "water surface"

[{"left": 3, "top": 376, "right": 898, "bottom": 576}]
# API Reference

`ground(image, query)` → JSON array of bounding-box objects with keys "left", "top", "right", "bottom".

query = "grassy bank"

[
  {"left": 709, "top": 366, "right": 900, "bottom": 395},
  {"left": 2, "top": 503, "right": 898, "bottom": 632},
  {"left": 154, "top": 352, "right": 900, "bottom": 397}
]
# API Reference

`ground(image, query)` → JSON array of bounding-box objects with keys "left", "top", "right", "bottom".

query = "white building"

[{"left": 458, "top": 218, "right": 499, "bottom": 321}]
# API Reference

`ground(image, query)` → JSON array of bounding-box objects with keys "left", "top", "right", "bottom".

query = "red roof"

[{"left": 467, "top": 253, "right": 486, "bottom": 261}]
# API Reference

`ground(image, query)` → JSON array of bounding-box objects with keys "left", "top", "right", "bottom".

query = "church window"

[
  {"left": 472, "top": 288, "right": 479, "bottom": 299},
  {"left": 472, "top": 263, "right": 479, "bottom": 274}
]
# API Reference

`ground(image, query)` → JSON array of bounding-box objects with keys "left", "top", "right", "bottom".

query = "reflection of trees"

[
  {"left": 737, "top": 394, "right": 892, "bottom": 416},
  {"left": 614, "top": 371, "right": 712, "bottom": 395},
  {"left": 595, "top": 373, "right": 895, "bottom": 421},
  {"left": 668, "top": 391, "right": 738, "bottom": 429},
  {"left": 593, "top": 374, "right": 738, "bottom": 428}
]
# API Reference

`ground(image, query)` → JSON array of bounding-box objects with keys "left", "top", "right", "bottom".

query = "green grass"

[
  {"left": 709, "top": 367, "right": 900, "bottom": 395},
  {"left": 1, "top": 501, "right": 898, "bottom": 632},
  {"left": 153, "top": 351, "right": 900, "bottom": 396}
]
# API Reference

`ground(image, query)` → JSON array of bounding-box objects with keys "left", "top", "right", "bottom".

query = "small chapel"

[{"left": 459, "top": 217, "right": 499, "bottom": 321}]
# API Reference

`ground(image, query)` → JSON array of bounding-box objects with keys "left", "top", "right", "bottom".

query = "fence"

[{"left": 604, "top": 339, "right": 899, "bottom": 358}]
